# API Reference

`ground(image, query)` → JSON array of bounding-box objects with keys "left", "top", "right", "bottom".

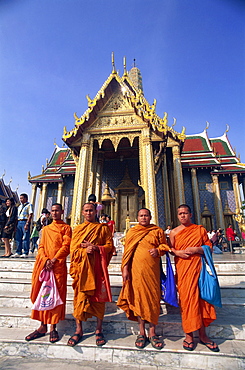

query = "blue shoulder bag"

[
  {"left": 198, "top": 245, "right": 222, "bottom": 307},
  {"left": 160, "top": 252, "right": 179, "bottom": 307}
]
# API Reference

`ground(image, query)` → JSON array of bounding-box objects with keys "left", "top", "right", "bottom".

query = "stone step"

[
  {"left": 1, "top": 255, "right": 245, "bottom": 272},
  {"left": 1, "top": 289, "right": 244, "bottom": 319},
  {"left": 0, "top": 305, "right": 244, "bottom": 341},
  {"left": 0, "top": 327, "right": 244, "bottom": 369}
]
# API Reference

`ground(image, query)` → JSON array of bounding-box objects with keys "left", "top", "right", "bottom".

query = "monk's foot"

[
  {"left": 67, "top": 332, "right": 83, "bottom": 347},
  {"left": 49, "top": 329, "right": 59, "bottom": 343},
  {"left": 25, "top": 329, "right": 46, "bottom": 342},
  {"left": 135, "top": 334, "right": 148, "bottom": 349},
  {"left": 95, "top": 332, "right": 106, "bottom": 347},
  {"left": 200, "top": 337, "right": 219, "bottom": 352},
  {"left": 183, "top": 339, "right": 194, "bottom": 351},
  {"left": 149, "top": 335, "right": 163, "bottom": 350}
]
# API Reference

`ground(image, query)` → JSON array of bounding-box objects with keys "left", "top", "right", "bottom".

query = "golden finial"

[
  {"left": 172, "top": 117, "right": 176, "bottom": 127},
  {"left": 1, "top": 170, "right": 6, "bottom": 179},
  {"left": 238, "top": 153, "right": 241, "bottom": 162},
  {"left": 8, "top": 177, "right": 12, "bottom": 185},
  {"left": 46, "top": 158, "right": 49, "bottom": 166},
  {"left": 111, "top": 52, "right": 116, "bottom": 74},
  {"left": 225, "top": 124, "right": 230, "bottom": 133},
  {"left": 205, "top": 121, "right": 210, "bottom": 131},
  {"left": 28, "top": 171, "right": 31, "bottom": 180},
  {"left": 42, "top": 165, "right": 45, "bottom": 173},
  {"left": 54, "top": 138, "right": 57, "bottom": 146},
  {"left": 74, "top": 112, "right": 79, "bottom": 121},
  {"left": 123, "top": 56, "right": 127, "bottom": 76},
  {"left": 16, "top": 184, "right": 19, "bottom": 191},
  {"left": 181, "top": 126, "right": 186, "bottom": 135}
]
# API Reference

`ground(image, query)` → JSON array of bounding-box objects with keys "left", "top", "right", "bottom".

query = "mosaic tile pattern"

[
  {"left": 156, "top": 167, "right": 165, "bottom": 228},
  {"left": 183, "top": 170, "right": 195, "bottom": 221}
]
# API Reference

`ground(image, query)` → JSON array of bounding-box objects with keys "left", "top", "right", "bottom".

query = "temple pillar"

[
  {"left": 162, "top": 152, "right": 171, "bottom": 226},
  {"left": 71, "top": 133, "right": 91, "bottom": 227},
  {"left": 85, "top": 139, "right": 96, "bottom": 201},
  {"left": 38, "top": 183, "right": 48, "bottom": 215},
  {"left": 232, "top": 174, "right": 242, "bottom": 213},
  {"left": 140, "top": 128, "right": 158, "bottom": 224},
  {"left": 57, "top": 182, "right": 63, "bottom": 205},
  {"left": 191, "top": 168, "right": 201, "bottom": 224},
  {"left": 37, "top": 187, "right": 42, "bottom": 217},
  {"left": 30, "top": 183, "right": 37, "bottom": 215},
  {"left": 172, "top": 145, "right": 185, "bottom": 207},
  {"left": 212, "top": 175, "right": 225, "bottom": 230},
  {"left": 95, "top": 153, "right": 104, "bottom": 201}
]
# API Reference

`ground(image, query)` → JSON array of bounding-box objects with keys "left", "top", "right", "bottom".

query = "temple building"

[
  {"left": 0, "top": 175, "right": 19, "bottom": 204},
  {"left": 28, "top": 57, "right": 245, "bottom": 232}
]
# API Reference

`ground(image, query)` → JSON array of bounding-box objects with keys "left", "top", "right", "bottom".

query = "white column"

[
  {"left": 172, "top": 145, "right": 185, "bottom": 206},
  {"left": 212, "top": 174, "right": 225, "bottom": 230},
  {"left": 140, "top": 128, "right": 158, "bottom": 225},
  {"left": 57, "top": 182, "right": 64, "bottom": 205},
  {"left": 191, "top": 168, "right": 201, "bottom": 224},
  {"left": 232, "top": 174, "right": 242, "bottom": 213}
]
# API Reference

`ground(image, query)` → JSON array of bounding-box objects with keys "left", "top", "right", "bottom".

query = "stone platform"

[{"left": 0, "top": 250, "right": 244, "bottom": 369}]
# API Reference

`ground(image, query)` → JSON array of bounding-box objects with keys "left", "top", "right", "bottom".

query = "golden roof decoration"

[{"left": 62, "top": 56, "right": 186, "bottom": 143}]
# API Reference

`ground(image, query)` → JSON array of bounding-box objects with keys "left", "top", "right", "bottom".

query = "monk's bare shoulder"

[{"left": 170, "top": 225, "right": 184, "bottom": 238}]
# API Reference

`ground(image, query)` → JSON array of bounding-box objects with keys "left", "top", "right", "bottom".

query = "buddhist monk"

[
  {"left": 25, "top": 203, "right": 72, "bottom": 343},
  {"left": 68, "top": 202, "right": 113, "bottom": 347},
  {"left": 170, "top": 204, "right": 219, "bottom": 352},
  {"left": 117, "top": 208, "right": 170, "bottom": 350}
]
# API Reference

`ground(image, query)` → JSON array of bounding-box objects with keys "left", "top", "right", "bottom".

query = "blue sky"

[{"left": 0, "top": 0, "right": 244, "bottom": 196}]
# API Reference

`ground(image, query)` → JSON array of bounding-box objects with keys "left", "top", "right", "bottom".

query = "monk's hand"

[
  {"left": 45, "top": 259, "right": 53, "bottom": 271},
  {"left": 185, "top": 246, "right": 203, "bottom": 255},
  {"left": 148, "top": 248, "right": 159, "bottom": 258},
  {"left": 175, "top": 249, "right": 192, "bottom": 259},
  {"left": 122, "top": 266, "right": 130, "bottom": 283}
]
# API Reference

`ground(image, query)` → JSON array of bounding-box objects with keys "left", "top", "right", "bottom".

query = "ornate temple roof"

[
  {"left": 181, "top": 129, "right": 245, "bottom": 174},
  {"left": 62, "top": 57, "right": 185, "bottom": 156},
  {"left": 0, "top": 177, "right": 19, "bottom": 203},
  {"left": 29, "top": 146, "right": 76, "bottom": 184}
]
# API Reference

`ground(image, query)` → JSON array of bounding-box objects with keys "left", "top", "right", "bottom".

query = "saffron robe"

[
  {"left": 117, "top": 224, "right": 170, "bottom": 325},
  {"left": 70, "top": 221, "right": 113, "bottom": 321},
  {"left": 174, "top": 224, "right": 216, "bottom": 333},
  {"left": 30, "top": 220, "right": 72, "bottom": 324}
]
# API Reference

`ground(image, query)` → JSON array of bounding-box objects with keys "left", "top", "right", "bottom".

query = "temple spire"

[
  {"left": 111, "top": 52, "right": 116, "bottom": 74},
  {"left": 123, "top": 56, "right": 127, "bottom": 76},
  {"left": 129, "top": 59, "right": 143, "bottom": 92}
]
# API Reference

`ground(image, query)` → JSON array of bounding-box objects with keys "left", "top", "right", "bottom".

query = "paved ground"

[{"left": 0, "top": 356, "right": 155, "bottom": 370}]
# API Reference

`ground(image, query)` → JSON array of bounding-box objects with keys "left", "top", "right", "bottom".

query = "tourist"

[
  {"left": 170, "top": 204, "right": 219, "bottom": 352},
  {"left": 25, "top": 203, "right": 72, "bottom": 343},
  {"left": 12, "top": 193, "right": 34, "bottom": 258},
  {"left": 164, "top": 225, "right": 172, "bottom": 246},
  {"left": 1, "top": 198, "right": 18, "bottom": 257},
  {"left": 106, "top": 215, "right": 115, "bottom": 235},
  {"left": 0, "top": 199, "right": 6, "bottom": 240},
  {"left": 68, "top": 202, "right": 113, "bottom": 347},
  {"left": 88, "top": 193, "right": 103, "bottom": 222},
  {"left": 30, "top": 222, "right": 39, "bottom": 253},
  {"left": 117, "top": 208, "right": 170, "bottom": 350},
  {"left": 100, "top": 214, "right": 107, "bottom": 223}
]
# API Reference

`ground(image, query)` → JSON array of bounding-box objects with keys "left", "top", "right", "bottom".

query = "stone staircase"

[{"left": 0, "top": 254, "right": 244, "bottom": 369}]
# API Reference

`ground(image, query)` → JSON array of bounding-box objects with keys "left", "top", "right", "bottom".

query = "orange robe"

[
  {"left": 174, "top": 224, "right": 216, "bottom": 333},
  {"left": 30, "top": 220, "right": 72, "bottom": 324},
  {"left": 70, "top": 221, "right": 113, "bottom": 321},
  {"left": 117, "top": 224, "right": 170, "bottom": 325}
]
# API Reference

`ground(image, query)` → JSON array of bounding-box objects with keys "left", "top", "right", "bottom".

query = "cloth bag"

[
  {"left": 198, "top": 245, "right": 222, "bottom": 307},
  {"left": 32, "top": 269, "right": 63, "bottom": 311},
  {"left": 160, "top": 252, "right": 179, "bottom": 307}
]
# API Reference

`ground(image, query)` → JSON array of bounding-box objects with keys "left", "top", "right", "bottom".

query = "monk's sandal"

[
  {"left": 135, "top": 335, "right": 148, "bottom": 349},
  {"left": 149, "top": 336, "right": 163, "bottom": 350}
]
